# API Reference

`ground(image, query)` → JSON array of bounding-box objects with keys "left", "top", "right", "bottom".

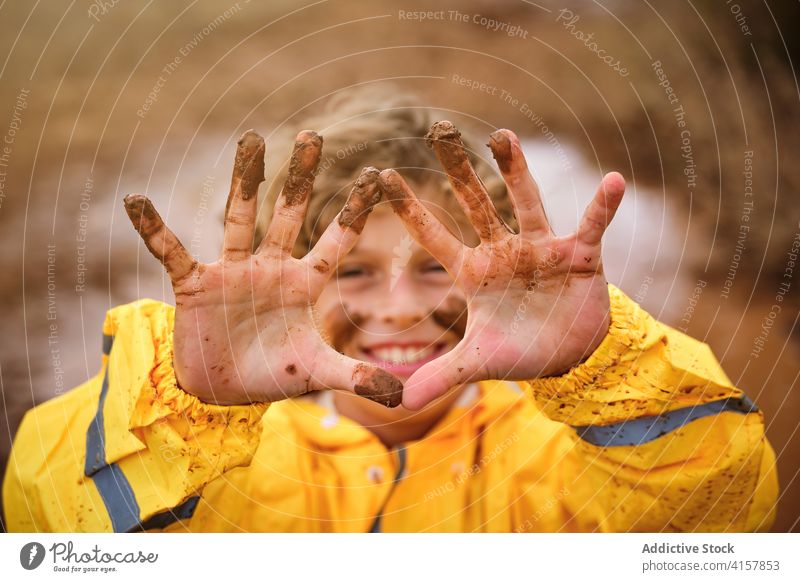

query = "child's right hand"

[{"left": 123, "top": 130, "right": 403, "bottom": 407}]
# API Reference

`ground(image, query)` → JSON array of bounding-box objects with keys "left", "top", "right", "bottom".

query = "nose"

[{"left": 372, "top": 270, "right": 427, "bottom": 326}]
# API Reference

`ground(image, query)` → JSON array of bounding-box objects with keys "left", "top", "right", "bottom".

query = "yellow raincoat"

[{"left": 3, "top": 286, "right": 778, "bottom": 532}]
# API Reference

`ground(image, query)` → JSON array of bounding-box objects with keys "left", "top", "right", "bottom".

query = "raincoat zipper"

[{"left": 368, "top": 445, "right": 407, "bottom": 532}]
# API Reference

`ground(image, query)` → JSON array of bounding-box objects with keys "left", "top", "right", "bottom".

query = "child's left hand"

[{"left": 380, "top": 122, "right": 626, "bottom": 410}]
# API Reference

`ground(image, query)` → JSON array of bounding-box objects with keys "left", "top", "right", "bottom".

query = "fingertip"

[
  {"left": 431, "top": 120, "right": 455, "bottom": 130},
  {"left": 487, "top": 130, "right": 514, "bottom": 173},
  {"left": 123, "top": 193, "right": 145, "bottom": 208},
  {"left": 338, "top": 170, "right": 383, "bottom": 233},
  {"left": 234, "top": 131, "right": 266, "bottom": 192},
  {"left": 356, "top": 166, "right": 380, "bottom": 186},
  {"left": 401, "top": 368, "right": 444, "bottom": 410},
  {"left": 353, "top": 364, "right": 404, "bottom": 408},
  {"left": 425, "top": 120, "right": 461, "bottom": 148},
  {"left": 400, "top": 379, "right": 447, "bottom": 410},
  {"left": 378, "top": 168, "right": 399, "bottom": 183},
  {"left": 377, "top": 168, "right": 403, "bottom": 194},
  {"left": 123, "top": 193, "right": 156, "bottom": 219},
  {"left": 295, "top": 129, "right": 322, "bottom": 147},
  {"left": 603, "top": 171, "right": 626, "bottom": 195},
  {"left": 122, "top": 194, "right": 161, "bottom": 238},
  {"left": 489, "top": 128, "right": 520, "bottom": 145},
  {"left": 401, "top": 388, "right": 425, "bottom": 411},
  {"left": 281, "top": 132, "right": 323, "bottom": 206},
  {"left": 238, "top": 129, "right": 265, "bottom": 149},
  {"left": 377, "top": 169, "right": 412, "bottom": 209},
  {"left": 353, "top": 169, "right": 382, "bottom": 205},
  {"left": 291, "top": 131, "right": 323, "bottom": 162}
]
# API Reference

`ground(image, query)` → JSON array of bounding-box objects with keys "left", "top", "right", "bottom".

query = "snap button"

[
  {"left": 367, "top": 465, "right": 384, "bottom": 483},
  {"left": 321, "top": 412, "right": 338, "bottom": 429}
]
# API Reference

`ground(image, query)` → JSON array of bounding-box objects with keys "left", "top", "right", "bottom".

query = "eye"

[
  {"left": 336, "top": 264, "right": 372, "bottom": 279},
  {"left": 420, "top": 261, "right": 448, "bottom": 275}
]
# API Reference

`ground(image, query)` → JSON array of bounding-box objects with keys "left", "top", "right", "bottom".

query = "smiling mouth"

[{"left": 359, "top": 342, "right": 448, "bottom": 370}]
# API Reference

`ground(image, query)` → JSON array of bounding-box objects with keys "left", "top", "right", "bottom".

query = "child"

[{"left": 3, "top": 90, "right": 777, "bottom": 532}]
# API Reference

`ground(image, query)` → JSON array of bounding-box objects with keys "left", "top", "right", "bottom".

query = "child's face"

[{"left": 316, "top": 199, "right": 466, "bottom": 394}]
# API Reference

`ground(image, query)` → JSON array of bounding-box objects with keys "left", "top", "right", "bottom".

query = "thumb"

[
  {"left": 310, "top": 347, "right": 404, "bottom": 408},
  {"left": 402, "top": 343, "right": 480, "bottom": 410}
]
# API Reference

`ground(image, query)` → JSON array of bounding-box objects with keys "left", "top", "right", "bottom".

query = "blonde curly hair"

[{"left": 254, "top": 85, "right": 515, "bottom": 255}]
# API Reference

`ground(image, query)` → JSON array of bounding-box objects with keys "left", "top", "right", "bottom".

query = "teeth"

[
  {"left": 391, "top": 347, "right": 403, "bottom": 363},
  {"left": 371, "top": 345, "right": 435, "bottom": 364}
]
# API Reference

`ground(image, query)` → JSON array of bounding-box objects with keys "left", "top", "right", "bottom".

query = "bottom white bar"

[{"left": 1, "top": 533, "right": 798, "bottom": 581}]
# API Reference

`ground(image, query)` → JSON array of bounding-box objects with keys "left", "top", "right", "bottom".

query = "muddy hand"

[
  {"left": 124, "top": 130, "right": 402, "bottom": 407},
  {"left": 381, "top": 121, "right": 625, "bottom": 410}
]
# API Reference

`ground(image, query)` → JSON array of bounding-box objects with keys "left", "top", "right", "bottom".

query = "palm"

[
  {"left": 169, "top": 253, "right": 323, "bottom": 405},
  {"left": 381, "top": 122, "right": 625, "bottom": 409},
  {"left": 453, "top": 234, "right": 610, "bottom": 384},
  {"left": 124, "top": 130, "right": 402, "bottom": 407}
]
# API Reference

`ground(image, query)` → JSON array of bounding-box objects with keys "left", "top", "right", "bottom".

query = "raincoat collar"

[{"left": 279, "top": 380, "right": 526, "bottom": 451}]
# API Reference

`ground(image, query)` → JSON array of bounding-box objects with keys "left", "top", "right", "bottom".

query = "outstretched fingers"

[
  {"left": 426, "top": 120, "right": 511, "bottom": 243},
  {"left": 487, "top": 129, "right": 551, "bottom": 237},
  {"left": 223, "top": 130, "right": 266, "bottom": 260},
  {"left": 379, "top": 169, "right": 463, "bottom": 270},
  {"left": 258, "top": 130, "right": 322, "bottom": 255},
  {"left": 304, "top": 167, "right": 382, "bottom": 280},
  {"left": 577, "top": 172, "right": 626, "bottom": 246},
  {"left": 123, "top": 194, "right": 198, "bottom": 284}
]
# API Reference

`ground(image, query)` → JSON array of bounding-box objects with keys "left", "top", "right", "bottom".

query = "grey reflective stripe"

[
  {"left": 573, "top": 396, "right": 759, "bottom": 447},
  {"left": 102, "top": 334, "right": 113, "bottom": 357},
  {"left": 369, "top": 446, "right": 407, "bottom": 533},
  {"left": 85, "top": 331, "right": 203, "bottom": 532},
  {"left": 85, "top": 334, "right": 115, "bottom": 476},
  {"left": 87, "top": 332, "right": 141, "bottom": 531},
  {"left": 92, "top": 463, "right": 140, "bottom": 532}
]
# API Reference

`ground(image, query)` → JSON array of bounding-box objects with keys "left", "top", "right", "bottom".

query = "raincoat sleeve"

[
  {"left": 3, "top": 299, "right": 269, "bottom": 532},
  {"left": 517, "top": 284, "right": 778, "bottom": 532}
]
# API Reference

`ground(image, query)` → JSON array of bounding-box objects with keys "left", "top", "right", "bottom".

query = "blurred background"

[{"left": 0, "top": 0, "right": 797, "bottom": 531}]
